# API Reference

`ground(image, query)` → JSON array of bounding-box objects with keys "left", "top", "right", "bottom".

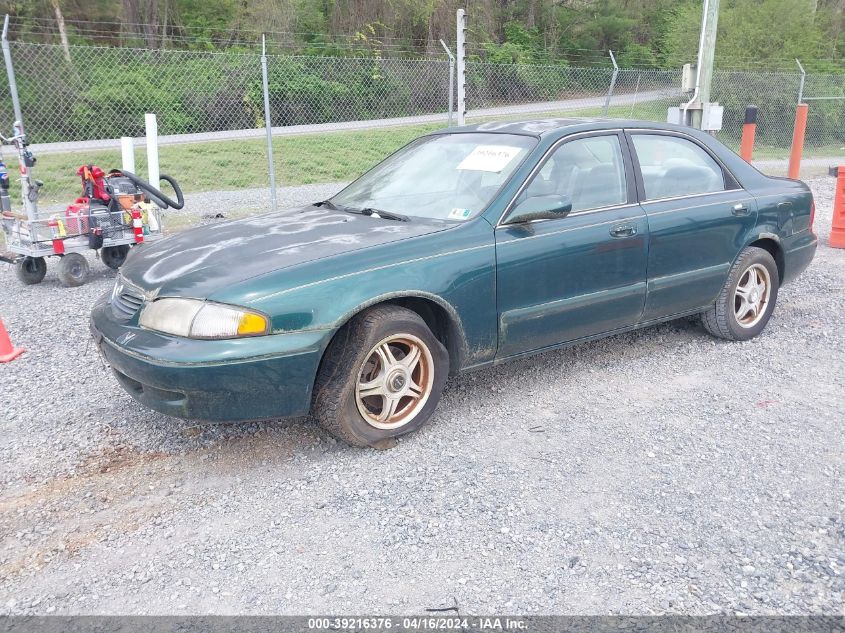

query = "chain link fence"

[
  {"left": 1, "top": 41, "right": 843, "bottom": 215},
  {"left": 0, "top": 43, "right": 456, "bottom": 142},
  {"left": 464, "top": 62, "right": 844, "bottom": 177}
]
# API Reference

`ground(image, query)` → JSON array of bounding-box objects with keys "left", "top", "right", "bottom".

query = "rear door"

[{"left": 626, "top": 131, "right": 758, "bottom": 320}]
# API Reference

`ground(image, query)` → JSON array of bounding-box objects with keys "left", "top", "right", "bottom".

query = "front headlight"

[{"left": 139, "top": 298, "right": 269, "bottom": 339}]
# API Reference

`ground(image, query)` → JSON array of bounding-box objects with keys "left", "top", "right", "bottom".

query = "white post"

[
  {"left": 456, "top": 9, "right": 466, "bottom": 126},
  {"left": 145, "top": 113, "right": 159, "bottom": 188},
  {"left": 120, "top": 136, "right": 135, "bottom": 173}
]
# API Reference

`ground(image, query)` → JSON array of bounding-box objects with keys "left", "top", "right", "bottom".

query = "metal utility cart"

[{"left": 0, "top": 121, "right": 183, "bottom": 287}]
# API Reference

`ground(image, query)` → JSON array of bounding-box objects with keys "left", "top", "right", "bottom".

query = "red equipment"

[
  {"left": 64, "top": 165, "right": 111, "bottom": 233},
  {"left": 131, "top": 207, "right": 144, "bottom": 243},
  {"left": 80, "top": 164, "right": 110, "bottom": 202}
]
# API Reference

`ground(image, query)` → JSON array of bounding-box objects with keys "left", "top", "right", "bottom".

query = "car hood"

[{"left": 119, "top": 205, "right": 450, "bottom": 298}]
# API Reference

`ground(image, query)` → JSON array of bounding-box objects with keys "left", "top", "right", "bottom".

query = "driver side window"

[{"left": 517, "top": 135, "right": 628, "bottom": 213}]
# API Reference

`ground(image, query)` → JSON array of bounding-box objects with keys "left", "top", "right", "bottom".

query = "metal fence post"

[
  {"left": 629, "top": 72, "right": 641, "bottom": 117},
  {"left": 261, "top": 35, "right": 278, "bottom": 213},
  {"left": 440, "top": 39, "right": 455, "bottom": 127},
  {"left": 796, "top": 58, "right": 806, "bottom": 104},
  {"left": 602, "top": 50, "right": 618, "bottom": 117},
  {"left": 456, "top": 9, "right": 466, "bottom": 126},
  {"left": 1, "top": 15, "right": 23, "bottom": 126}
]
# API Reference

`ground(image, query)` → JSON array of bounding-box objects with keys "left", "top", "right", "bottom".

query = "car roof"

[{"left": 435, "top": 117, "right": 698, "bottom": 139}]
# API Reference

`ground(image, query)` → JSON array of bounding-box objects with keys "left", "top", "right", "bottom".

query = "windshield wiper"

[
  {"left": 345, "top": 206, "right": 410, "bottom": 222},
  {"left": 316, "top": 200, "right": 410, "bottom": 222}
]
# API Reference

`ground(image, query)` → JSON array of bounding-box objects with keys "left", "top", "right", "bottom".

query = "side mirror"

[{"left": 506, "top": 195, "right": 573, "bottom": 224}]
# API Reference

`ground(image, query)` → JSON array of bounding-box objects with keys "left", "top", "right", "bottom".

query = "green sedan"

[{"left": 90, "top": 119, "right": 818, "bottom": 447}]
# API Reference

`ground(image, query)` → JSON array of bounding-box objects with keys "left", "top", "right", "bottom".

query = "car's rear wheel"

[
  {"left": 701, "top": 246, "right": 779, "bottom": 341},
  {"left": 313, "top": 305, "right": 449, "bottom": 448}
]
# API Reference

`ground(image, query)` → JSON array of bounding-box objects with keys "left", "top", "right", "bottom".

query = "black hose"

[{"left": 119, "top": 170, "right": 185, "bottom": 210}]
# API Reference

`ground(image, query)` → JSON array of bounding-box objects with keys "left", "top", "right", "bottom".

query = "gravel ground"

[{"left": 0, "top": 178, "right": 842, "bottom": 615}]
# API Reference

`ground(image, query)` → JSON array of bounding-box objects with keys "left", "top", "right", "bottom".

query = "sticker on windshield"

[
  {"left": 457, "top": 145, "right": 521, "bottom": 172},
  {"left": 448, "top": 207, "right": 472, "bottom": 220}
]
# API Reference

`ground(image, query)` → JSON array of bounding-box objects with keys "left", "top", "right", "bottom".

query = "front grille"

[{"left": 111, "top": 282, "right": 145, "bottom": 320}]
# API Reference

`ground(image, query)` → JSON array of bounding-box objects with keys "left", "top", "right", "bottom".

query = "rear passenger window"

[
  {"left": 517, "top": 135, "right": 627, "bottom": 213},
  {"left": 631, "top": 134, "right": 725, "bottom": 200}
]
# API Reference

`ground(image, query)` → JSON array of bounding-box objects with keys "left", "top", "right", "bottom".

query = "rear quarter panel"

[
  {"left": 693, "top": 130, "right": 817, "bottom": 284},
  {"left": 746, "top": 176, "right": 817, "bottom": 284}
]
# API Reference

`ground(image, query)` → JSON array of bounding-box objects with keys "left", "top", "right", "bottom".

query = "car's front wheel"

[
  {"left": 313, "top": 305, "right": 449, "bottom": 448},
  {"left": 701, "top": 246, "right": 779, "bottom": 341}
]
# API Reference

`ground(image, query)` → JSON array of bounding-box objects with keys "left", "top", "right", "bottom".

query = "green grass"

[{"left": 30, "top": 122, "right": 443, "bottom": 205}]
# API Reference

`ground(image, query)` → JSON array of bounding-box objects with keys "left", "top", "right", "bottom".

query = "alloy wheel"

[
  {"left": 734, "top": 263, "right": 771, "bottom": 329},
  {"left": 355, "top": 334, "right": 434, "bottom": 430}
]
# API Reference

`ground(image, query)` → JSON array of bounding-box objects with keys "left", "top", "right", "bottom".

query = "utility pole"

[{"left": 691, "top": 0, "right": 720, "bottom": 129}]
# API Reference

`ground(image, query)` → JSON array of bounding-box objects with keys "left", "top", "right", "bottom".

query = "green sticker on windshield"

[{"left": 448, "top": 208, "right": 472, "bottom": 221}]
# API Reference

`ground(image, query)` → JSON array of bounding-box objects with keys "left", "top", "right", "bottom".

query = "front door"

[
  {"left": 495, "top": 132, "right": 649, "bottom": 358},
  {"left": 626, "top": 131, "right": 759, "bottom": 320}
]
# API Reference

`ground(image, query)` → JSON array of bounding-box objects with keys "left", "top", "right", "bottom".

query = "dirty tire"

[
  {"left": 702, "top": 246, "right": 779, "bottom": 341},
  {"left": 15, "top": 256, "right": 47, "bottom": 285},
  {"left": 57, "top": 252, "right": 90, "bottom": 287},
  {"left": 101, "top": 245, "right": 130, "bottom": 270},
  {"left": 313, "top": 305, "right": 449, "bottom": 448}
]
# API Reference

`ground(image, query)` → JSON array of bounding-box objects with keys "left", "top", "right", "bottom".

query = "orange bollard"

[
  {"left": 739, "top": 105, "right": 757, "bottom": 163},
  {"left": 830, "top": 166, "right": 845, "bottom": 249},
  {"left": 787, "top": 103, "right": 808, "bottom": 179},
  {"left": 0, "top": 318, "right": 24, "bottom": 363}
]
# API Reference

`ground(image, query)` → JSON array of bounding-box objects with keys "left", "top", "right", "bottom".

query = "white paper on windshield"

[{"left": 457, "top": 145, "right": 521, "bottom": 172}]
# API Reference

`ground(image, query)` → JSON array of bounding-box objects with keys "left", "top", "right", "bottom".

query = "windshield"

[{"left": 331, "top": 133, "right": 537, "bottom": 221}]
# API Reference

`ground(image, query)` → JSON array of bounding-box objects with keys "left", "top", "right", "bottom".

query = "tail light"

[{"left": 809, "top": 199, "right": 816, "bottom": 233}]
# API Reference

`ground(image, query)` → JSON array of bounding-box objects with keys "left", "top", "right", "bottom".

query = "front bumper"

[{"left": 90, "top": 295, "right": 330, "bottom": 422}]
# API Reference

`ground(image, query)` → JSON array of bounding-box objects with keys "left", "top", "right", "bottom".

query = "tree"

[
  {"left": 122, "top": 0, "right": 161, "bottom": 48},
  {"left": 663, "top": 0, "right": 835, "bottom": 69}
]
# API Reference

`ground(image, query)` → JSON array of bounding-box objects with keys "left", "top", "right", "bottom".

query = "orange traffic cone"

[
  {"left": 831, "top": 166, "right": 845, "bottom": 249},
  {"left": 0, "top": 319, "right": 24, "bottom": 363}
]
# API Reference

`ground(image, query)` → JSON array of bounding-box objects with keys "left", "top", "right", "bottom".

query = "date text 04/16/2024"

[{"left": 306, "top": 616, "right": 528, "bottom": 630}]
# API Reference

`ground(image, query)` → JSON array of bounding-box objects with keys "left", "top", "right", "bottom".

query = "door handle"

[
  {"left": 610, "top": 224, "right": 637, "bottom": 238},
  {"left": 732, "top": 203, "right": 750, "bottom": 216}
]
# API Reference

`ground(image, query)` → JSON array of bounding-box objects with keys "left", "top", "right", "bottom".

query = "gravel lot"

[{"left": 0, "top": 177, "right": 842, "bottom": 615}]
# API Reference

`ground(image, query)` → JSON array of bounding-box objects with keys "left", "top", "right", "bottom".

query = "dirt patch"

[{"left": 0, "top": 426, "right": 302, "bottom": 583}]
